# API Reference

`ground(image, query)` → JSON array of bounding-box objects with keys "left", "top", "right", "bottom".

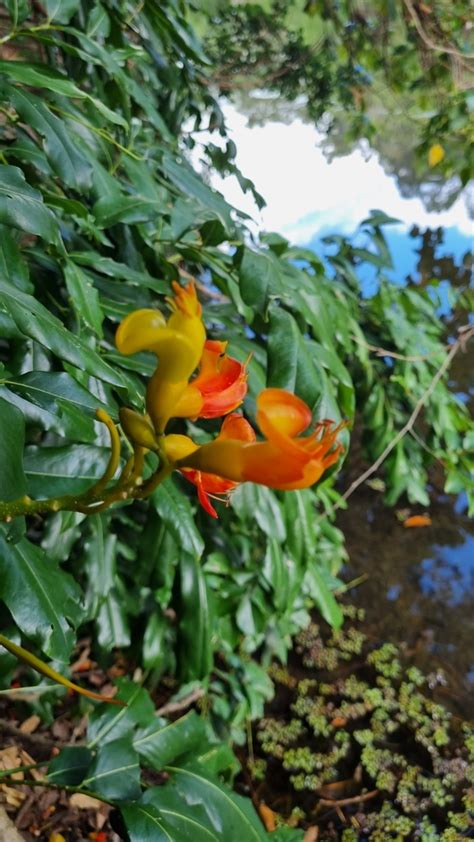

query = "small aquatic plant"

[{"left": 253, "top": 607, "right": 474, "bottom": 839}]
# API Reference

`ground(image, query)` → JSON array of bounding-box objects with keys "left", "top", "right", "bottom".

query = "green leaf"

[
  {"left": 92, "top": 194, "right": 163, "bottom": 227},
  {"left": 162, "top": 152, "right": 233, "bottom": 232},
  {"left": 69, "top": 251, "right": 168, "bottom": 294},
  {"left": 6, "top": 371, "right": 114, "bottom": 420},
  {"left": 24, "top": 445, "right": 110, "bottom": 498},
  {"left": 134, "top": 710, "right": 207, "bottom": 770},
  {"left": 48, "top": 747, "right": 92, "bottom": 785},
  {"left": 178, "top": 554, "right": 212, "bottom": 682},
  {"left": 0, "top": 225, "right": 32, "bottom": 292},
  {"left": 44, "top": 0, "right": 80, "bottom": 23},
  {"left": 123, "top": 798, "right": 219, "bottom": 841},
  {"left": 0, "top": 283, "right": 126, "bottom": 388},
  {"left": 267, "top": 307, "right": 299, "bottom": 391},
  {"left": 120, "top": 802, "right": 184, "bottom": 842},
  {"left": 8, "top": 87, "right": 92, "bottom": 191},
  {"left": 63, "top": 260, "right": 104, "bottom": 336},
  {"left": 5, "top": 0, "right": 30, "bottom": 26},
  {"left": 152, "top": 480, "right": 204, "bottom": 559},
  {"left": 0, "top": 165, "right": 59, "bottom": 243},
  {"left": 304, "top": 566, "right": 343, "bottom": 629},
  {"left": 0, "top": 534, "right": 83, "bottom": 662},
  {"left": 239, "top": 248, "right": 280, "bottom": 312},
  {"left": 151, "top": 765, "right": 266, "bottom": 841},
  {"left": 88, "top": 679, "right": 155, "bottom": 749},
  {"left": 82, "top": 738, "right": 141, "bottom": 800},
  {"left": 0, "top": 397, "right": 27, "bottom": 503},
  {"left": 96, "top": 590, "right": 131, "bottom": 650}
]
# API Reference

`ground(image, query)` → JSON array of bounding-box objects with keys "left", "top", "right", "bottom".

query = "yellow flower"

[{"left": 115, "top": 282, "right": 206, "bottom": 432}]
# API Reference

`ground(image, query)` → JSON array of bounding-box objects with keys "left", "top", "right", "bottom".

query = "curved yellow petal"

[
  {"left": 116, "top": 309, "right": 166, "bottom": 355},
  {"left": 162, "top": 434, "right": 199, "bottom": 463}
]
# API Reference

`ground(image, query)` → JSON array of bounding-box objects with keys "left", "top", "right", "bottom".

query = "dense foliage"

[{"left": 0, "top": 0, "right": 472, "bottom": 836}]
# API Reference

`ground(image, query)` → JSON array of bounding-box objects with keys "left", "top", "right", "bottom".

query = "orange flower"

[
  {"left": 173, "top": 340, "right": 248, "bottom": 419},
  {"left": 163, "top": 414, "right": 256, "bottom": 518},
  {"left": 115, "top": 282, "right": 205, "bottom": 433},
  {"left": 176, "top": 388, "right": 345, "bottom": 492}
]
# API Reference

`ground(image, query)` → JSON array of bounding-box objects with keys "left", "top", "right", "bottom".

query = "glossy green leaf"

[
  {"left": 82, "top": 738, "right": 141, "bottom": 800},
  {"left": 0, "top": 283, "right": 126, "bottom": 388},
  {"left": 120, "top": 803, "right": 217, "bottom": 842},
  {"left": 0, "top": 225, "right": 32, "bottom": 292},
  {"left": 267, "top": 307, "right": 299, "bottom": 391},
  {"left": 178, "top": 554, "right": 212, "bottom": 682},
  {"left": 0, "top": 165, "right": 59, "bottom": 243},
  {"left": 162, "top": 152, "right": 233, "bottom": 231},
  {"left": 304, "top": 566, "right": 343, "bottom": 629},
  {"left": 5, "top": 0, "right": 30, "bottom": 26},
  {"left": 48, "top": 747, "right": 92, "bottom": 785},
  {"left": 151, "top": 765, "right": 267, "bottom": 841},
  {"left": 44, "top": 0, "right": 79, "bottom": 22},
  {"left": 69, "top": 251, "right": 168, "bottom": 293},
  {"left": 63, "top": 260, "right": 104, "bottom": 336},
  {"left": 8, "top": 87, "right": 92, "bottom": 191},
  {"left": 24, "top": 445, "right": 110, "bottom": 498},
  {"left": 134, "top": 710, "right": 207, "bottom": 770},
  {"left": 88, "top": 679, "right": 155, "bottom": 749},
  {"left": 96, "top": 590, "right": 131, "bottom": 650},
  {"left": 239, "top": 248, "right": 282, "bottom": 312},
  {"left": 6, "top": 370, "right": 113, "bottom": 420},
  {"left": 0, "top": 534, "right": 83, "bottom": 662},
  {"left": 0, "top": 397, "right": 27, "bottom": 503},
  {"left": 152, "top": 480, "right": 204, "bottom": 560}
]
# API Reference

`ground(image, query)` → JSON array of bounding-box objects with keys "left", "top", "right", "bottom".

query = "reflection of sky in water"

[
  {"left": 202, "top": 104, "right": 472, "bottom": 299},
  {"left": 419, "top": 533, "right": 474, "bottom": 606},
  {"left": 203, "top": 104, "right": 473, "bottom": 238},
  {"left": 307, "top": 225, "right": 472, "bottom": 300}
]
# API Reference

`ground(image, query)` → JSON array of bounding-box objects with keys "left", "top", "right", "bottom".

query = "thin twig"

[
  {"left": 318, "top": 788, "right": 379, "bottom": 809},
  {"left": 0, "top": 718, "right": 54, "bottom": 760},
  {"left": 332, "top": 326, "right": 473, "bottom": 514},
  {"left": 155, "top": 687, "right": 205, "bottom": 718},
  {"left": 351, "top": 333, "right": 442, "bottom": 362},
  {"left": 403, "top": 0, "right": 474, "bottom": 62}
]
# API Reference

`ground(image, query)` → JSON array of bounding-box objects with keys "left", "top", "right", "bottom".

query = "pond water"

[{"left": 199, "top": 104, "right": 474, "bottom": 714}]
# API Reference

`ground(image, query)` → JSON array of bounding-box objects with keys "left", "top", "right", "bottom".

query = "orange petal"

[
  {"left": 169, "top": 280, "right": 202, "bottom": 317},
  {"left": 257, "top": 389, "right": 313, "bottom": 460},
  {"left": 219, "top": 413, "right": 256, "bottom": 442}
]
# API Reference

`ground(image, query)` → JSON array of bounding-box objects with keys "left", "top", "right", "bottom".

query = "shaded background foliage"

[{"left": 0, "top": 0, "right": 472, "bottom": 837}]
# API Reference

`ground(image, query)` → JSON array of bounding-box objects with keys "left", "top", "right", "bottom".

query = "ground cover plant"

[
  {"left": 247, "top": 606, "right": 474, "bottom": 839},
  {"left": 0, "top": 0, "right": 473, "bottom": 838}
]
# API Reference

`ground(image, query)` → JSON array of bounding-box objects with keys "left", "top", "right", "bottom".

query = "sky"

[{"left": 197, "top": 105, "right": 473, "bottom": 248}]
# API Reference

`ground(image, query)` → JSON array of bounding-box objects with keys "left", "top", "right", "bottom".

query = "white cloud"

[{"left": 198, "top": 104, "right": 473, "bottom": 243}]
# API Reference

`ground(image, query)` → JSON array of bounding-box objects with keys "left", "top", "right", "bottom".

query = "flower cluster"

[{"left": 116, "top": 281, "right": 345, "bottom": 517}]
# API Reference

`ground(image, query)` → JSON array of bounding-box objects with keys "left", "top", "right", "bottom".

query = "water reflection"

[{"left": 337, "top": 480, "right": 474, "bottom": 718}]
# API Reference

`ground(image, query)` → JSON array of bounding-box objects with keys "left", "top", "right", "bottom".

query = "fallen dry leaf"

[
  {"left": 403, "top": 514, "right": 432, "bottom": 528},
  {"left": 69, "top": 793, "right": 104, "bottom": 810},
  {"left": 257, "top": 802, "right": 276, "bottom": 832},
  {"left": 20, "top": 715, "right": 41, "bottom": 735},
  {"left": 304, "top": 827, "right": 319, "bottom": 842},
  {"left": 0, "top": 806, "right": 25, "bottom": 842},
  {"left": 3, "top": 784, "right": 25, "bottom": 808}
]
